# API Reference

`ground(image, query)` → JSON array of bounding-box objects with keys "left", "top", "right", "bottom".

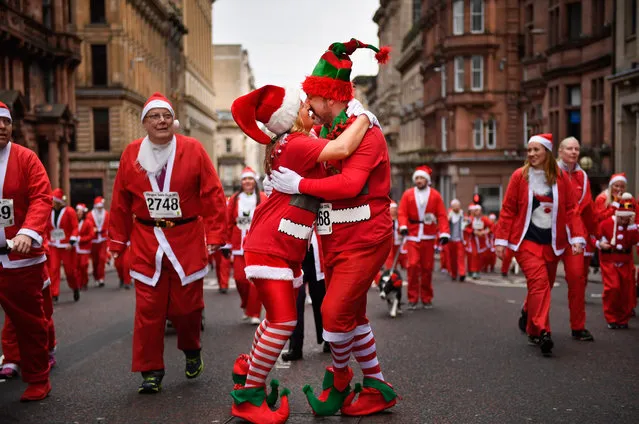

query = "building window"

[
  {"left": 43, "top": 68, "right": 55, "bottom": 104},
  {"left": 592, "top": 0, "right": 605, "bottom": 34},
  {"left": 471, "top": 55, "right": 483, "bottom": 91},
  {"left": 470, "top": 0, "right": 484, "bottom": 33},
  {"left": 412, "top": 0, "right": 421, "bottom": 25},
  {"left": 42, "top": 0, "right": 52, "bottom": 29},
  {"left": 473, "top": 119, "right": 484, "bottom": 149},
  {"left": 225, "top": 138, "right": 232, "bottom": 153},
  {"left": 91, "top": 45, "right": 108, "bottom": 86},
  {"left": 566, "top": 2, "right": 582, "bottom": 41},
  {"left": 441, "top": 117, "right": 447, "bottom": 152},
  {"left": 485, "top": 119, "right": 496, "bottom": 149},
  {"left": 93, "top": 108, "right": 110, "bottom": 152},
  {"left": 441, "top": 64, "right": 447, "bottom": 98},
  {"left": 549, "top": 3, "right": 560, "bottom": 47},
  {"left": 567, "top": 85, "right": 581, "bottom": 106},
  {"left": 90, "top": 0, "right": 107, "bottom": 24},
  {"left": 453, "top": 0, "right": 464, "bottom": 35},
  {"left": 475, "top": 185, "right": 502, "bottom": 216},
  {"left": 566, "top": 110, "right": 581, "bottom": 140},
  {"left": 626, "top": 0, "right": 637, "bottom": 38},
  {"left": 591, "top": 77, "right": 604, "bottom": 146},
  {"left": 454, "top": 56, "right": 464, "bottom": 92}
]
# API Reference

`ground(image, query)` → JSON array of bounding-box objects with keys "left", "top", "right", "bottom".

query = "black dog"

[{"left": 378, "top": 268, "right": 403, "bottom": 318}]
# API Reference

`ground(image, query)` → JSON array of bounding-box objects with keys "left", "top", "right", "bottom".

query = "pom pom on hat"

[
  {"left": 609, "top": 173, "right": 627, "bottom": 186},
  {"left": 173, "top": 119, "right": 180, "bottom": 130},
  {"left": 412, "top": 165, "right": 432, "bottom": 183},
  {"left": 52, "top": 188, "right": 66, "bottom": 204}
]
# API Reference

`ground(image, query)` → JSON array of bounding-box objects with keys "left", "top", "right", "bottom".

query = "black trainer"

[
  {"left": 539, "top": 331, "right": 553, "bottom": 357},
  {"left": 52, "top": 296, "right": 58, "bottom": 303},
  {"left": 282, "top": 349, "right": 303, "bottom": 362},
  {"left": 607, "top": 323, "right": 620, "bottom": 329},
  {"left": 138, "top": 370, "right": 164, "bottom": 394},
  {"left": 184, "top": 350, "right": 204, "bottom": 379},
  {"left": 518, "top": 309, "right": 527, "bottom": 333},
  {"left": 459, "top": 275, "right": 465, "bottom": 282},
  {"left": 527, "top": 335, "right": 540, "bottom": 346},
  {"left": 571, "top": 329, "right": 594, "bottom": 341},
  {"left": 73, "top": 290, "right": 80, "bottom": 302}
]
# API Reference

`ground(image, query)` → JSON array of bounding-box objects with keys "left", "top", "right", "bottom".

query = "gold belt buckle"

[{"left": 163, "top": 219, "right": 176, "bottom": 228}]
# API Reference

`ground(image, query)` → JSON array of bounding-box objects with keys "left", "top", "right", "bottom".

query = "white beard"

[{"left": 528, "top": 168, "right": 551, "bottom": 196}]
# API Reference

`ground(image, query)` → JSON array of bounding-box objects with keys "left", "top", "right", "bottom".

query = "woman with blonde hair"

[
  {"left": 228, "top": 85, "right": 375, "bottom": 424},
  {"left": 494, "top": 133, "right": 585, "bottom": 357}
]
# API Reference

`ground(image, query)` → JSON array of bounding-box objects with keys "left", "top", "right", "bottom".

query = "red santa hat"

[
  {"left": 468, "top": 204, "right": 482, "bottom": 211},
  {"left": 412, "top": 165, "right": 432, "bottom": 183},
  {"left": 94, "top": 196, "right": 105, "bottom": 207},
  {"left": 231, "top": 85, "right": 301, "bottom": 145},
  {"left": 240, "top": 166, "right": 257, "bottom": 180},
  {"left": 609, "top": 172, "right": 627, "bottom": 186},
  {"left": 615, "top": 192, "right": 636, "bottom": 218},
  {"left": 52, "top": 188, "right": 66, "bottom": 204},
  {"left": 389, "top": 201, "right": 398, "bottom": 208},
  {"left": 141, "top": 92, "right": 179, "bottom": 129},
  {"left": 527, "top": 133, "right": 553, "bottom": 151},
  {"left": 75, "top": 203, "right": 88, "bottom": 212},
  {"left": 0, "top": 101, "right": 11, "bottom": 122}
]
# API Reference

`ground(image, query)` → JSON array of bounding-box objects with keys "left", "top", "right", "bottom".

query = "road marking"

[{"left": 275, "top": 356, "right": 290, "bottom": 369}]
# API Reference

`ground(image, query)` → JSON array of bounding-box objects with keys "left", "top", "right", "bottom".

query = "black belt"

[
  {"left": 409, "top": 219, "right": 421, "bottom": 224},
  {"left": 601, "top": 249, "right": 631, "bottom": 255},
  {"left": 135, "top": 216, "right": 197, "bottom": 228},
  {"left": 289, "top": 194, "right": 321, "bottom": 214},
  {"left": 0, "top": 247, "right": 10, "bottom": 255}
]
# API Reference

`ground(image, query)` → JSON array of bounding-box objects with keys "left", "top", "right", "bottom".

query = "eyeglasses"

[{"left": 145, "top": 113, "right": 174, "bottom": 123}]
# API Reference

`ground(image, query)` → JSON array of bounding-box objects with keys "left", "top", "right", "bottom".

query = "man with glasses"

[{"left": 108, "top": 92, "right": 227, "bottom": 394}]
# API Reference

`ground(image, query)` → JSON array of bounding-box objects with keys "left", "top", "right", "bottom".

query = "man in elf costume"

[
  {"left": 270, "top": 38, "right": 399, "bottom": 417},
  {"left": 48, "top": 188, "right": 80, "bottom": 302},
  {"left": 88, "top": 196, "right": 109, "bottom": 287},
  {"left": 108, "top": 92, "right": 227, "bottom": 394},
  {"left": 397, "top": 165, "right": 450, "bottom": 307}
]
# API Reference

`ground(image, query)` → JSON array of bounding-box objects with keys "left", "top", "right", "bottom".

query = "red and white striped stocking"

[
  {"left": 245, "top": 320, "right": 296, "bottom": 387},
  {"left": 330, "top": 338, "right": 354, "bottom": 370},
  {"left": 352, "top": 330, "right": 384, "bottom": 380},
  {"left": 249, "top": 319, "right": 268, "bottom": 362}
]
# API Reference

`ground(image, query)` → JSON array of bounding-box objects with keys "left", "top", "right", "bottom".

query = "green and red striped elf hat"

[{"left": 302, "top": 38, "right": 390, "bottom": 102}]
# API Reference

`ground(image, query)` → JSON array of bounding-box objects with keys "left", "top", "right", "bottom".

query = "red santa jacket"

[
  {"left": 464, "top": 215, "right": 493, "bottom": 253},
  {"left": 76, "top": 215, "right": 96, "bottom": 254},
  {"left": 108, "top": 134, "right": 227, "bottom": 287},
  {"left": 558, "top": 161, "right": 597, "bottom": 237},
  {"left": 494, "top": 167, "right": 586, "bottom": 255},
  {"left": 398, "top": 186, "right": 450, "bottom": 242},
  {"left": 597, "top": 217, "right": 639, "bottom": 263},
  {"left": 89, "top": 209, "right": 109, "bottom": 244},
  {"left": 0, "top": 142, "right": 52, "bottom": 268},
  {"left": 227, "top": 190, "right": 267, "bottom": 255},
  {"left": 49, "top": 206, "right": 79, "bottom": 249}
]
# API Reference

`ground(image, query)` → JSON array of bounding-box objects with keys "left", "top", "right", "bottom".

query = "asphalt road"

[{"left": 0, "top": 268, "right": 638, "bottom": 424}]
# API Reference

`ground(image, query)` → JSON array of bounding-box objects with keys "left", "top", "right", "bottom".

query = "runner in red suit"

[
  {"left": 88, "top": 196, "right": 109, "bottom": 287},
  {"left": 48, "top": 188, "right": 80, "bottom": 302}
]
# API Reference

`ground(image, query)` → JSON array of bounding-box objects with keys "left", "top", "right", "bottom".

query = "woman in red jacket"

[
  {"left": 229, "top": 85, "right": 375, "bottom": 424},
  {"left": 494, "top": 134, "right": 585, "bottom": 357}
]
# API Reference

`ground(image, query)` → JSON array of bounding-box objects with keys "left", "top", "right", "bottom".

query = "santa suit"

[
  {"left": 597, "top": 217, "right": 638, "bottom": 326},
  {"left": 108, "top": 134, "right": 227, "bottom": 372},
  {"left": 227, "top": 190, "right": 267, "bottom": 319},
  {"left": 210, "top": 249, "right": 230, "bottom": 290},
  {"left": 0, "top": 141, "right": 52, "bottom": 385},
  {"left": 464, "top": 215, "right": 492, "bottom": 274},
  {"left": 75, "top": 214, "right": 95, "bottom": 289},
  {"left": 446, "top": 210, "right": 466, "bottom": 279},
  {"left": 495, "top": 167, "right": 585, "bottom": 337},
  {"left": 398, "top": 186, "right": 450, "bottom": 305},
  {"left": 557, "top": 160, "right": 596, "bottom": 331},
  {"left": 88, "top": 208, "right": 109, "bottom": 282},
  {"left": 48, "top": 205, "right": 80, "bottom": 296}
]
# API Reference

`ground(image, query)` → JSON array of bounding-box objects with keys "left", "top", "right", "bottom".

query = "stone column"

[
  {"left": 60, "top": 139, "right": 70, "bottom": 200},
  {"left": 48, "top": 136, "right": 60, "bottom": 189}
]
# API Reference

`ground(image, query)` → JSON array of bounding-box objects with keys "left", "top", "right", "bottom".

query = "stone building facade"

[
  {"left": 72, "top": 0, "right": 188, "bottom": 207},
  {"left": 213, "top": 44, "right": 260, "bottom": 195},
  {"left": 0, "top": 0, "right": 81, "bottom": 198},
  {"left": 610, "top": 0, "right": 639, "bottom": 194}
]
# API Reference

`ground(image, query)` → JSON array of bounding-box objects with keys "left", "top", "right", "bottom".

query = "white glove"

[
  {"left": 262, "top": 174, "right": 273, "bottom": 197},
  {"left": 346, "top": 99, "right": 380, "bottom": 129},
  {"left": 270, "top": 167, "right": 302, "bottom": 195}
]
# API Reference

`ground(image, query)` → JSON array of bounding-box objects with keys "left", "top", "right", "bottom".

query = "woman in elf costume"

[{"left": 229, "top": 84, "right": 376, "bottom": 424}]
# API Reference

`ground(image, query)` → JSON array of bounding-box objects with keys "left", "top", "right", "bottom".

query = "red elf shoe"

[
  {"left": 230, "top": 385, "right": 290, "bottom": 424},
  {"left": 341, "top": 377, "right": 398, "bottom": 416}
]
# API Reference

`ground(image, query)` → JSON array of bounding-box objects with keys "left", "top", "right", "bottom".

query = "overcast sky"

[{"left": 212, "top": 0, "right": 380, "bottom": 89}]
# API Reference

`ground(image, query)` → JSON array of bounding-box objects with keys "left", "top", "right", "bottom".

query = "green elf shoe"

[
  {"left": 230, "top": 385, "right": 290, "bottom": 424},
  {"left": 231, "top": 354, "right": 279, "bottom": 407},
  {"left": 302, "top": 366, "right": 353, "bottom": 416}
]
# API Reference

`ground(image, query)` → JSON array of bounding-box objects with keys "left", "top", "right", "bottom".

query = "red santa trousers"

[
  {"left": 2, "top": 284, "right": 56, "bottom": 365},
  {"left": 501, "top": 248, "right": 515, "bottom": 274},
  {"left": 211, "top": 250, "right": 231, "bottom": 290},
  {"left": 481, "top": 250, "right": 495, "bottom": 272},
  {"left": 0, "top": 263, "right": 49, "bottom": 383},
  {"left": 233, "top": 255, "right": 261, "bottom": 318},
  {"left": 132, "top": 256, "right": 204, "bottom": 372},
  {"left": 49, "top": 246, "right": 79, "bottom": 296},
  {"left": 322, "top": 238, "right": 391, "bottom": 341},
  {"left": 600, "top": 261, "right": 635, "bottom": 325},
  {"left": 114, "top": 247, "right": 131, "bottom": 285},
  {"left": 91, "top": 242, "right": 107, "bottom": 281},
  {"left": 76, "top": 253, "right": 90, "bottom": 288},
  {"left": 516, "top": 241, "right": 559, "bottom": 336},
  {"left": 446, "top": 241, "right": 466, "bottom": 278},
  {"left": 561, "top": 250, "right": 587, "bottom": 330},
  {"left": 406, "top": 240, "right": 436, "bottom": 304},
  {"left": 466, "top": 251, "right": 481, "bottom": 274},
  {"left": 439, "top": 242, "right": 449, "bottom": 272}
]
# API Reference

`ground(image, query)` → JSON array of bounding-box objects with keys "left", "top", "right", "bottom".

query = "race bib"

[
  {"left": 423, "top": 213, "right": 436, "bottom": 225},
  {"left": 144, "top": 192, "right": 182, "bottom": 219},
  {"left": 472, "top": 219, "right": 485, "bottom": 230},
  {"left": 236, "top": 214, "right": 252, "bottom": 231},
  {"left": 316, "top": 203, "right": 333, "bottom": 235},
  {"left": 50, "top": 229, "right": 65, "bottom": 241},
  {"left": 0, "top": 199, "right": 14, "bottom": 228}
]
